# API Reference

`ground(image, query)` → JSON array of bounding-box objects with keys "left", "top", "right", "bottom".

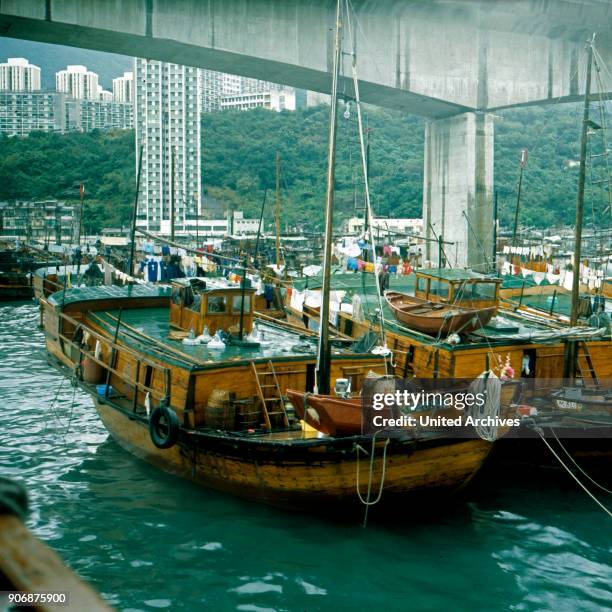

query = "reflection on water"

[{"left": 0, "top": 302, "right": 610, "bottom": 611}]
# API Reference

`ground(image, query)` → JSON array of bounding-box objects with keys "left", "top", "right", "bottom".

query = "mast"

[
  {"left": 315, "top": 0, "right": 342, "bottom": 395},
  {"left": 493, "top": 190, "right": 498, "bottom": 271},
  {"left": 565, "top": 35, "right": 595, "bottom": 378},
  {"left": 570, "top": 37, "right": 594, "bottom": 327},
  {"left": 275, "top": 152, "right": 281, "bottom": 269},
  {"left": 511, "top": 149, "right": 528, "bottom": 246},
  {"left": 127, "top": 145, "right": 144, "bottom": 276},
  {"left": 238, "top": 190, "right": 267, "bottom": 340},
  {"left": 170, "top": 146, "right": 176, "bottom": 241},
  {"left": 77, "top": 182, "right": 85, "bottom": 246}
]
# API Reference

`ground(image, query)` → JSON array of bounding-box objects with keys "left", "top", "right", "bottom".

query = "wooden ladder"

[
  {"left": 251, "top": 361, "right": 289, "bottom": 430},
  {"left": 576, "top": 342, "right": 599, "bottom": 388}
]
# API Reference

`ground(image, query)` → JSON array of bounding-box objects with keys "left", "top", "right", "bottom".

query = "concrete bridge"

[{"left": 2, "top": 0, "right": 612, "bottom": 268}]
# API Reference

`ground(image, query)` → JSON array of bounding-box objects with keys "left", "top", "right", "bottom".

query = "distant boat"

[{"left": 384, "top": 290, "right": 496, "bottom": 336}]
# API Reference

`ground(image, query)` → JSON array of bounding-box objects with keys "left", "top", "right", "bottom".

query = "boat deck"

[{"left": 88, "top": 306, "right": 324, "bottom": 369}]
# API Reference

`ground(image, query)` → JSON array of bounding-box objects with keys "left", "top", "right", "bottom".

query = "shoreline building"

[
  {"left": 346, "top": 216, "right": 424, "bottom": 237},
  {"left": 0, "top": 199, "right": 78, "bottom": 244},
  {"left": 221, "top": 87, "right": 305, "bottom": 112},
  {"left": 134, "top": 58, "right": 202, "bottom": 235}
]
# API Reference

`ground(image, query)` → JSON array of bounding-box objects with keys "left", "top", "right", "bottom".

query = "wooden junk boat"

[
  {"left": 284, "top": 268, "right": 611, "bottom": 401},
  {"left": 41, "top": 278, "right": 504, "bottom": 513}
]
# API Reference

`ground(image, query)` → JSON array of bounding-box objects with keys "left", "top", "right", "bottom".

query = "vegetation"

[{"left": 0, "top": 102, "right": 604, "bottom": 234}]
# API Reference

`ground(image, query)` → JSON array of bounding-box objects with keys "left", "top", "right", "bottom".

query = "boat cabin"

[
  {"left": 170, "top": 278, "right": 256, "bottom": 335},
  {"left": 415, "top": 268, "right": 501, "bottom": 310}
]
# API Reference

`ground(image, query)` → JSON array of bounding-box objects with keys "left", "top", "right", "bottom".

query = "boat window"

[
  {"left": 429, "top": 279, "right": 449, "bottom": 299},
  {"left": 183, "top": 286, "right": 195, "bottom": 307},
  {"left": 416, "top": 276, "right": 428, "bottom": 293},
  {"left": 232, "top": 295, "right": 251, "bottom": 313},
  {"left": 171, "top": 287, "right": 183, "bottom": 305},
  {"left": 470, "top": 282, "right": 496, "bottom": 300},
  {"left": 207, "top": 295, "right": 227, "bottom": 314}
]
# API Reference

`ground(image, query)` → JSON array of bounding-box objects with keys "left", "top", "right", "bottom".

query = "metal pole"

[
  {"left": 170, "top": 146, "right": 176, "bottom": 241},
  {"left": 316, "top": 0, "right": 342, "bottom": 395},
  {"left": 128, "top": 145, "right": 144, "bottom": 277},
  {"left": 275, "top": 152, "right": 281, "bottom": 269}
]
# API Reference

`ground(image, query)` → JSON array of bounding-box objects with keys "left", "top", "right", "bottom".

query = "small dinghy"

[{"left": 384, "top": 291, "right": 496, "bottom": 336}]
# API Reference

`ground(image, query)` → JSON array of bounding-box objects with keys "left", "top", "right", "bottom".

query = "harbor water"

[{"left": 1, "top": 302, "right": 610, "bottom": 611}]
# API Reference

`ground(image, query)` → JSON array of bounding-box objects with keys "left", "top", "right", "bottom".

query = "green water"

[{"left": 1, "top": 302, "right": 611, "bottom": 611}]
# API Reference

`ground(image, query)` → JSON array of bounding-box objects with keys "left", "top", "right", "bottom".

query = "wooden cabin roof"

[{"left": 48, "top": 284, "right": 171, "bottom": 307}]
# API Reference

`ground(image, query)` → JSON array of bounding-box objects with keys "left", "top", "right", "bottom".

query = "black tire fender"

[{"left": 149, "top": 405, "right": 180, "bottom": 449}]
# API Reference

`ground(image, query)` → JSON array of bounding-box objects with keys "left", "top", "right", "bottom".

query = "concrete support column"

[{"left": 423, "top": 112, "right": 494, "bottom": 272}]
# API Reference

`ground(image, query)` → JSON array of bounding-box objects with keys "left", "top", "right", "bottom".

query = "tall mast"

[
  {"left": 275, "top": 152, "right": 281, "bottom": 268},
  {"left": 564, "top": 36, "right": 594, "bottom": 379},
  {"left": 570, "top": 37, "right": 594, "bottom": 327},
  {"left": 127, "top": 145, "right": 144, "bottom": 276},
  {"left": 315, "top": 0, "right": 342, "bottom": 395},
  {"left": 511, "top": 149, "right": 528, "bottom": 246}
]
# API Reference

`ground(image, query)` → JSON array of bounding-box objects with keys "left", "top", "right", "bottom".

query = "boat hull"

[{"left": 93, "top": 397, "right": 492, "bottom": 514}]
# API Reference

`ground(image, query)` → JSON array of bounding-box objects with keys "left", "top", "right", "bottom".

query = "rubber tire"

[{"left": 149, "top": 405, "right": 180, "bottom": 449}]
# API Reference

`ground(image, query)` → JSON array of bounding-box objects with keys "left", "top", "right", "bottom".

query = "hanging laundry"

[{"left": 146, "top": 259, "right": 159, "bottom": 282}]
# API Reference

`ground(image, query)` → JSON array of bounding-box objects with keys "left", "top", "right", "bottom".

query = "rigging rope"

[
  {"left": 345, "top": 0, "right": 388, "bottom": 364},
  {"left": 550, "top": 428, "right": 612, "bottom": 495},
  {"left": 536, "top": 427, "right": 612, "bottom": 518},
  {"left": 355, "top": 433, "right": 391, "bottom": 527}
]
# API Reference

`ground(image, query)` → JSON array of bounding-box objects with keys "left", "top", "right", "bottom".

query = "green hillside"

[{"left": 0, "top": 102, "right": 606, "bottom": 234}]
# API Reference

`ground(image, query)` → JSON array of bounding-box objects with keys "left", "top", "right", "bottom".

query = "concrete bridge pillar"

[{"left": 423, "top": 112, "right": 494, "bottom": 272}]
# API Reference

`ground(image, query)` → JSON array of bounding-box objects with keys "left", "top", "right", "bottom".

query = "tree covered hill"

[{"left": 0, "top": 102, "right": 599, "bottom": 234}]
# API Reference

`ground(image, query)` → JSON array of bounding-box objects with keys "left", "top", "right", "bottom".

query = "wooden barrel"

[{"left": 205, "top": 389, "right": 237, "bottom": 430}]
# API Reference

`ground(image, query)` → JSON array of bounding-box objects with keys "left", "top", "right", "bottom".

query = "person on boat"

[
  {"left": 377, "top": 267, "right": 390, "bottom": 295},
  {"left": 588, "top": 304, "right": 611, "bottom": 338}
]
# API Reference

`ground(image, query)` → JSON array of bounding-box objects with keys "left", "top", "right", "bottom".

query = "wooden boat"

[
  {"left": 40, "top": 280, "right": 500, "bottom": 513},
  {"left": 287, "top": 381, "right": 522, "bottom": 437},
  {"left": 384, "top": 291, "right": 496, "bottom": 335},
  {"left": 0, "top": 477, "right": 111, "bottom": 611},
  {"left": 0, "top": 248, "right": 62, "bottom": 300}
]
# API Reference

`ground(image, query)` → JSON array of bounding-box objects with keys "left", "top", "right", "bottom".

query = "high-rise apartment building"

[
  {"left": 0, "top": 91, "right": 67, "bottom": 136},
  {"left": 0, "top": 58, "right": 41, "bottom": 92},
  {"left": 113, "top": 71, "right": 134, "bottom": 103},
  {"left": 200, "top": 70, "right": 221, "bottom": 113},
  {"left": 134, "top": 58, "right": 201, "bottom": 235},
  {"left": 56, "top": 65, "right": 99, "bottom": 100}
]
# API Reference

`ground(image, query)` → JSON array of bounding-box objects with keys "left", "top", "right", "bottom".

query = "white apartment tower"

[
  {"left": 56, "top": 65, "right": 99, "bottom": 100},
  {"left": 134, "top": 58, "right": 201, "bottom": 234},
  {"left": 0, "top": 58, "right": 41, "bottom": 91},
  {"left": 113, "top": 71, "right": 134, "bottom": 103}
]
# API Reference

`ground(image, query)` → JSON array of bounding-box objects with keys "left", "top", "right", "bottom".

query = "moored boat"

[
  {"left": 40, "top": 279, "right": 501, "bottom": 513},
  {"left": 384, "top": 291, "right": 496, "bottom": 336}
]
